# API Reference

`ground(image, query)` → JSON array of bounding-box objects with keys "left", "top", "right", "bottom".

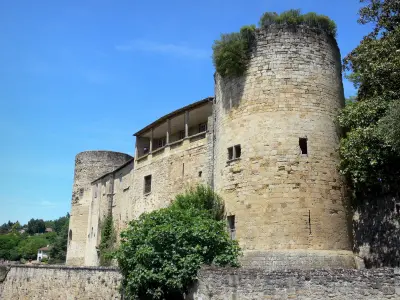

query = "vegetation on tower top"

[{"left": 212, "top": 9, "right": 337, "bottom": 78}]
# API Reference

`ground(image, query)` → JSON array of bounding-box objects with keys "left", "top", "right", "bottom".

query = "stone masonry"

[{"left": 67, "top": 26, "right": 357, "bottom": 269}]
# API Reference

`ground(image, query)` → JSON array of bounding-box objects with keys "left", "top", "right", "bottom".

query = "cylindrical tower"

[
  {"left": 214, "top": 26, "right": 354, "bottom": 269},
  {"left": 66, "top": 150, "right": 132, "bottom": 266}
]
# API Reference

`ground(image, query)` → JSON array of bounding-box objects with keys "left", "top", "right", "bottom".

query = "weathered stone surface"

[
  {"left": 213, "top": 26, "right": 352, "bottom": 267},
  {"left": 67, "top": 151, "right": 132, "bottom": 266},
  {"left": 1, "top": 265, "right": 122, "bottom": 300},
  {"left": 353, "top": 196, "right": 400, "bottom": 268},
  {"left": 190, "top": 267, "right": 400, "bottom": 300},
  {"left": 2, "top": 265, "right": 399, "bottom": 300}
]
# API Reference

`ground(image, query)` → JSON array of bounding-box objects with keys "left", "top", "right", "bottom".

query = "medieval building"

[{"left": 66, "top": 26, "right": 356, "bottom": 269}]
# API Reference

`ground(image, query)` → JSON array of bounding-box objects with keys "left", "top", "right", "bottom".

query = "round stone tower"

[
  {"left": 66, "top": 150, "right": 132, "bottom": 266},
  {"left": 213, "top": 26, "right": 354, "bottom": 269}
]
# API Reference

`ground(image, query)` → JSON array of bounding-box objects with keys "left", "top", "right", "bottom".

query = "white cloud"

[
  {"left": 115, "top": 40, "right": 210, "bottom": 59},
  {"left": 39, "top": 200, "right": 57, "bottom": 208}
]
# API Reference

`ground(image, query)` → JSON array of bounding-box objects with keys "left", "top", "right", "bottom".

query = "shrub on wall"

[
  {"left": 259, "top": 9, "right": 337, "bottom": 36},
  {"left": 116, "top": 185, "right": 241, "bottom": 300},
  {"left": 212, "top": 9, "right": 337, "bottom": 78},
  {"left": 99, "top": 215, "right": 116, "bottom": 266}
]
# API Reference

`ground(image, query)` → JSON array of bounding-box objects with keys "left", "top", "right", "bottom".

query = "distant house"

[
  {"left": 37, "top": 245, "right": 50, "bottom": 262},
  {"left": 45, "top": 228, "right": 53, "bottom": 233}
]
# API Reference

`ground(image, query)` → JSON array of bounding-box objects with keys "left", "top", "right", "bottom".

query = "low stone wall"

[
  {"left": 1, "top": 264, "right": 400, "bottom": 299},
  {"left": 0, "top": 265, "right": 122, "bottom": 300},
  {"left": 190, "top": 267, "right": 400, "bottom": 300}
]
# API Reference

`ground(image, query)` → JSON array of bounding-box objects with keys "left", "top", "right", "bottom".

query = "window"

[
  {"left": 158, "top": 137, "right": 166, "bottom": 148},
  {"left": 299, "top": 138, "right": 308, "bottom": 155},
  {"left": 228, "top": 144, "right": 241, "bottom": 161},
  {"left": 228, "top": 147, "right": 234, "bottom": 160},
  {"left": 144, "top": 175, "right": 152, "bottom": 194},
  {"left": 234, "top": 145, "right": 241, "bottom": 158},
  {"left": 198, "top": 171, "right": 202, "bottom": 177},
  {"left": 199, "top": 123, "right": 207, "bottom": 133},
  {"left": 227, "top": 215, "right": 236, "bottom": 240},
  {"left": 69, "top": 230, "right": 72, "bottom": 242},
  {"left": 94, "top": 186, "right": 98, "bottom": 198},
  {"left": 179, "top": 130, "right": 185, "bottom": 140}
]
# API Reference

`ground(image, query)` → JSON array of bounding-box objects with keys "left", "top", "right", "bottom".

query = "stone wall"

[
  {"left": 353, "top": 196, "right": 400, "bottom": 268},
  {"left": 131, "top": 133, "right": 211, "bottom": 220},
  {"left": 2, "top": 265, "right": 400, "bottom": 299},
  {"left": 0, "top": 265, "right": 122, "bottom": 300},
  {"left": 190, "top": 267, "right": 400, "bottom": 300},
  {"left": 67, "top": 151, "right": 132, "bottom": 266},
  {"left": 213, "top": 25, "right": 351, "bottom": 267}
]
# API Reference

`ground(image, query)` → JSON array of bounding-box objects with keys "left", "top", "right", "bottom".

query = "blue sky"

[{"left": 0, "top": 0, "right": 371, "bottom": 225}]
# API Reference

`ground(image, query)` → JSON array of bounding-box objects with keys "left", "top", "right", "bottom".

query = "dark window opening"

[
  {"left": 395, "top": 203, "right": 400, "bottom": 215},
  {"left": 158, "top": 137, "right": 166, "bottom": 148},
  {"left": 69, "top": 229, "right": 72, "bottom": 242},
  {"left": 299, "top": 138, "right": 308, "bottom": 155},
  {"left": 143, "top": 147, "right": 149, "bottom": 154},
  {"left": 199, "top": 123, "right": 207, "bottom": 133},
  {"left": 144, "top": 175, "right": 152, "bottom": 194},
  {"left": 227, "top": 215, "right": 236, "bottom": 240},
  {"left": 198, "top": 171, "right": 202, "bottom": 177},
  {"left": 228, "top": 147, "right": 234, "bottom": 160},
  {"left": 234, "top": 145, "right": 241, "bottom": 158},
  {"left": 308, "top": 210, "right": 312, "bottom": 235},
  {"left": 182, "top": 163, "right": 185, "bottom": 177}
]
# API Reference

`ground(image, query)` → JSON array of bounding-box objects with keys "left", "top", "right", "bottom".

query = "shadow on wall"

[
  {"left": 353, "top": 196, "right": 400, "bottom": 268},
  {"left": 216, "top": 73, "right": 247, "bottom": 112}
]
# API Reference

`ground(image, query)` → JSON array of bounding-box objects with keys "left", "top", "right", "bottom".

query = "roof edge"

[{"left": 133, "top": 97, "right": 214, "bottom": 137}]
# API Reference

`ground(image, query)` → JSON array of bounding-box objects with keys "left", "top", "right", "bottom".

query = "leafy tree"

[
  {"left": 27, "top": 218, "right": 46, "bottom": 235},
  {"left": 0, "top": 233, "right": 22, "bottom": 260},
  {"left": 339, "top": 0, "right": 400, "bottom": 200},
  {"left": 116, "top": 185, "right": 240, "bottom": 300},
  {"left": 49, "top": 215, "right": 70, "bottom": 264},
  {"left": 17, "top": 236, "right": 48, "bottom": 260}
]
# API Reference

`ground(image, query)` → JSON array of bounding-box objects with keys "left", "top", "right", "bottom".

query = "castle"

[{"left": 66, "top": 25, "right": 356, "bottom": 269}]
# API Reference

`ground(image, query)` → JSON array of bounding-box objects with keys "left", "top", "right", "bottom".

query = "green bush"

[
  {"left": 213, "top": 10, "right": 337, "bottom": 78},
  {"left": 116, "top": 185, "right": 240, "bottom": 300},
  {"left": 259, "top": 9, "right": 337, "bottom": 37},
  {"left": 212, "top": 25, "right": 255, "bottom": 78}
]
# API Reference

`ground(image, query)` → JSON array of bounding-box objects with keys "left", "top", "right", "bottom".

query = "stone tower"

[
  {"left": 213, "top": 26, "right": 354, "bottom": 269},
  {"left": 66, "top": 151, "right": 132, "bottom": 266}
]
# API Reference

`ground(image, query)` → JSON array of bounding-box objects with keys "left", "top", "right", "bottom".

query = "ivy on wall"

[{"left": 99, "top": 215, "right": 116, "bottom": 266}]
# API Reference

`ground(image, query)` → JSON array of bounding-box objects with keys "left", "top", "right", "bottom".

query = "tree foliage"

[
  {"left": 27, "top": 218, "right": 46, "bottom": 235},
  {"left": 49, "top": 214, "right": 70, "bottom": 263},
  {"left": 339, "top": 0, "right": 400, "bottom": 200},
  {"left": 116, "top": 185, "right": 240, "bottom": 300},
  {"left": 0, "top": 213, "right": 69, "bottom": 263}
]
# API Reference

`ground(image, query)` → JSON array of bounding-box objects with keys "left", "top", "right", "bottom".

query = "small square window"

[
  {"left": 179, "top": 130, "right": 185, "bottom": 140},
  {"left": 228, "top": 147, "right": 233, "bottom": 160},
  {"left": 234, "top": 145, "right": 241, "bottom": 158},
  {"left": 299, "top": 138, "right": 308, "bottom": 155},
  {"left": 144, "top": 175, "right": 152, "bottom": 194},
  {"left": 198, "top": 171, "right": 202, "bottom": 177},
  {"left": 199, "top": 123, "right": 207, "bottom": 133}
]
